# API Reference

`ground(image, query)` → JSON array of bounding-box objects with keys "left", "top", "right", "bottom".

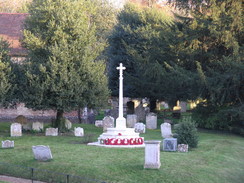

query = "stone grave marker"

[
  {"left": 2, "top": 140, "right": 14, "bottom": 148},
  {"left": 144, "top": 140, "right": 161, "bottom": 169},
  {"left": 74, "top": 127, "right": 84, "bottom": 137},
  {"left": 160, "top": 123, "right": 172, "bottom": 138},
  {"left": 65, "top": 119, "right": 72, "bottom": 130},
  {"left": 32, "top": 145, "right": 53, "bottom": 161},
  {"left": 45, "top": 128, "right": 58, "bottom": 136},
  {"left": 103, "top": 116, "right": 114, "bottom": 132},
  {"left": 134, "top": 123, "right": 146, "bottom": 133},
  {"left": 146, "top": 113, "right": 157, "bottom": 129},
  {"left": 10, "top": 123, "right": 22, "bottom": 137},
  {"left": 178, "top": 144, "right": 188, "bottom": 152},
  {"left": 180, "top": 101, "right": 187, "bottom": 112},
  {"left": 126, "top": 114, "right": 137, "bottom": 128},
  {"left": 95, "top": 120, "right": 103, "bottom": 127},
  {"left": 162, "top": 138, "right": 177, "bottom": 152},
  {"left": 32, "top": 122, "right": 44, "bottom": 132}
]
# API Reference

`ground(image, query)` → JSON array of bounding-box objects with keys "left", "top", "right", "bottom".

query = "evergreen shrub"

[{"left": 174, "top": 121, "right": 198, "bottom": 148}]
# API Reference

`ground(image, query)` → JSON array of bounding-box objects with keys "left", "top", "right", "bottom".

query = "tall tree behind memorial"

[{"left": 21, "top": 0, "right": 110, "bottom": 129}]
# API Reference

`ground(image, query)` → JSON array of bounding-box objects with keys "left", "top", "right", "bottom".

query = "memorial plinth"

[{"left": 88, "top": 63, "right": 144, "bottom": 148}]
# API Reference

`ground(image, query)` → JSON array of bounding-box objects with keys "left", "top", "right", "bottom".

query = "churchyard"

[{"left": 0, "top": 119, "right": 243, "bottom": 183}]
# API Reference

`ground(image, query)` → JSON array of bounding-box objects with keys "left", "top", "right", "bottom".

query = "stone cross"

[{"left": 116, "top": 63, "right": 126, "bottom": 129}]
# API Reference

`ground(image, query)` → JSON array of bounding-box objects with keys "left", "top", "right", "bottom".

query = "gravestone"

[
  {"left": 74, "top": 127, "right": 84, "bottom": 137},
  {"left": 103, "top": 116, "right": 114, "bottom": 132},
  {"left": 179, "top": 101, "right": 187, "bottom": 112},
  {"left": 2, "top": 140, "right": 14, "bottom": 148},
  {"left": 32, "top": 145, "right": 53, "bottom": 161},
  {"left": 45, "top": 128, "right": 58, "bottom": 136},
  {"left": 135, "top": 103, "right": 147, "bottom": 122},
  {"left": 10, "top": 123, "right": 22, "bottom": 137},
  {"left": 32, "top": 122, "right": 44, "bottom": 132},
  {"left": 162, "top": 138, "right": 177, "bottom": 152},
  {"left": 134, "top": 123, "right": 146, "bottom": 133},
  {"left": 178, "top": 144, "right": 188, "bottom": 152},
  {"left": 95, "top": 120, "right": 103, "bottom": 127},
  {"left": 64, "top": 119, "right": 72, "bottom": 130},
  {"left": 126, "top": 114, "right": 137, "bottom": 128},
  {"left": 160, "top": 123, "right": 172, "bottom": 138},
  {"left": 146, "top": 113, "right": 157, "bottom": 129},
  {"left": 144, "top": 141, "right": 161, "bottom": 169}
]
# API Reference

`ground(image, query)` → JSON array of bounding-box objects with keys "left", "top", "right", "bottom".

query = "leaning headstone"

[
  {"left": 178, "top": 144, "right": 188, "bottom": 152},
  {"left": 45, "top": 128, "right": 58, "bottom": 136},
  {"left": 146, "top": 113, "right": 157, "bottom": 129},
  {"left": 126, "top": 114, "right": 137, "bottom": 128},
  {"left": 95, "top": 120, "right": 103, "bottom": 127},
  {"left": 134, "top": 123, "right": 146, "bottom": 133},
  {"left": 74, "top": 127, "right": 84, "bottom": 137},
  {"left": 144, "top": 140, "right": 161, "bottom": 169},
  {"left": 160, "top": 123, "right": 172, "bottom": 138},
  {"left": 32, "top": 122, "right": 44, "bottom": 132},
  {"left": 10, "top": 123, "right": 22, "bottom": 137},
  {"left": 162, "top": 138, "right": 177, "bottom": 152},
  {"left": 64, "top": 119, "right": 72, "bottom": 130},
  {"left": 103, "top": 116, "right": 114, "bottom": 132},
  {"left": 2, "top": 140, "right": 14, "bottom": 148},
  {"left": 32, "top": 145, "right": 53, "bottom": 161}
]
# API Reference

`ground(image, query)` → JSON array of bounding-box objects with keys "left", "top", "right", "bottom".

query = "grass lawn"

[{"left": 0, "top": 122, "right": 244, "bottom": 183}]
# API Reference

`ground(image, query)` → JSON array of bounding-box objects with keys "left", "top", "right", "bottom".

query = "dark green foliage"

[
  {"left": 174, "top": 121, "right": 198, "bottom": 148},
  {"left": 0, "top": 38, "right": 12, "bottom": 105},
  {"left": 21, "top": 0, "right": 110, "bottom": 128}
]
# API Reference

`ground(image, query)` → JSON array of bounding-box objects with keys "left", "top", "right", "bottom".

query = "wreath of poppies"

[{"left": 102, "top": 138, "right": 143, "bottom": 145}]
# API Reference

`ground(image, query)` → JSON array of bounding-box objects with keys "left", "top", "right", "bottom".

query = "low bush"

[{"left": 174, "top": 121, "right": 198, "bottom": 148}]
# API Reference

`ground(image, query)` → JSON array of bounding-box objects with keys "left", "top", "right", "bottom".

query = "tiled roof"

[{"left": 0, "top": 13, "right": 28, "bottom": 56}]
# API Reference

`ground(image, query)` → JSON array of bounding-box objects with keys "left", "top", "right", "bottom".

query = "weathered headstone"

[
  {"left": 179, "top": 101, "right": 187, "bottom": 112},
  {"left": 10, "top": 123, "right": 22, "bottom": 137},
  {"left": 162, "top": 138, "right": 177, "bottom": 152},
  {"left": 45, "top": 128, "right": 58, "bottom": 136},
  {"left": 103, "top": 116, "right": 114, "bottom": 132},
  {"left": 126, "top": 114, "right": 137, "bottom": 128},
  {"left": 2, "top": 140, "right": 14, "bottom": 148},
  {"left": 144, "top": 141, "right": 161, "bottom": 169},
  {"left": 32, "top": 145, "right": 53, "bottom": 161},
  {"left": 178, "top": 144, "right": 188, "bottom": 152},
  {"left": 95, "top": 120, "right": 103, "bottom": 127},
  {"left": 134, "top": 123, "right": 146, "bottom": 133},
  {"left": 135, "top": 103, "right": 147, "bottom": 122},
  {"left": 64, "top": 119, "right": 72, "bottom": 130},
  {"left": 74, "top": 127, "right": 84, "bottom": 137},
  {"left": 146, "top": 113, "right": 157, "bottom": 129},
  {"left": 160, "top": 123, "right": 172, "bottom": 138},
  {"left": 32, "top": 122, "right": 44, "bottom": 132}
]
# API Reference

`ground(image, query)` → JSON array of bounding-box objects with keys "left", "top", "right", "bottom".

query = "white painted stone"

[
  {"left": 74, "top": 127, "right": 84, "bottom": 137},
  {"left": 134, "top": 123, "right": 146, "bottom": 133},
  {"left": 45, "top": 128, "right": 58, "bottom": 136},
  {"left": 103, "top": 116, "right": 114, "bottom": 132},
  {"left": 64, "top": 119, "right": 72, "bottom": 130},
  {"left": 146, "top": 113, "right": 157, "bottom": 129},
  {"left": 160, "top": 123, "right": 172, "bottom": 138},
  {"left": 144, "top": 141, "right": 161, "bottom": 169},
  {"left": 32, "top": 122, "right": 44, "bottom": 132},
  {"left": 126, "top": 114, "right": 137, "bottom": 128},
  {"left": 95, "top": 120, "right": 103, "bottom": 127},
  {"left": 2, "top": 140, "right": 14, "bottom": 148},
  {"left": 10, "top": 123, "right": 22, "bottom": 137},
  {"left": 32, "top": 145, "right": 53, "bottom": 161}
]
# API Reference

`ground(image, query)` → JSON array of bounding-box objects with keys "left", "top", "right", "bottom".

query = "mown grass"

[{"left": 0, "top": 122, "right": 243, "bottom": 183}]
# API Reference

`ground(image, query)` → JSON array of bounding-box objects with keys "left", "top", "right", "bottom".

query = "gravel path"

[{"left": 0, "top": 175, "right": 46, "bottom": 183}]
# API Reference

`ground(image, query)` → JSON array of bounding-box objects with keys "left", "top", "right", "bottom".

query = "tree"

[
  {"left": 0, "top": 38, "right": 12, "bottom": 105},
  {"left": 21, "top": 0, "right": 110, "bottom": 130},
  {"left": 107, "top": 2, "right": 200, "bottom": 108}
]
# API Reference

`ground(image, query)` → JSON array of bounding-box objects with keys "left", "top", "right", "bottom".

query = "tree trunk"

[
  {"left": 78, "top": 107, "right": 82, "bottom": 124},
  {"left": 150, "top": 99, "right": 157, "bottom": 112},
  {"left": 53, "top": 109, "right": 64, "bottom": 130}
]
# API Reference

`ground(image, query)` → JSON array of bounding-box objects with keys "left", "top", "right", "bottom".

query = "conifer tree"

[{"left": 21, "top": 0, "right": 110, "bottom": 129}]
